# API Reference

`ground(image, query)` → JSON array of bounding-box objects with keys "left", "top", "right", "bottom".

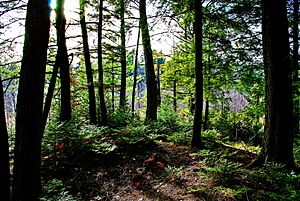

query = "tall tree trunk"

[
  {"left": 293, "top": 0, "right": 299, "bottom": 136},
  {"left": 80, "top": 0, "right": 97, "bottom": 124},
  {"left": 173, "top": 79, "right": 177, "bottom": 112},
  {"left": 57, "top": 0, "right": 71, "bottom": 122},
  {"left": 262, "top": 0, "right": 295, "bottom": 169},
  {"left": 111, "top": 60, "right": 115, "bottom": 113},
  {"left": 132, "top": 27, "right": 140, "bottom": 114},
  {"left": 119, "top": 0, "right": 127, "bottom": 108},
  {"left": 140, "top": 0, "right": 157, "bottom": 121},
  {"left": 41, "top": 55, "right": 59, "bottom": 132},
  {"left": 0, "top": 75, "right": 10, "bottom": 201},
  {"left": 203, "top": 99, "right": 209, "bottom": 130},
  {"left": 98, "top": 0, "right": 107, "bottom": 124},
  {"left": 157, "top": 59, "right": 161, "bottom": 106},
  {"left": 191, "top": 0, "right": 204, "bottom": 149},
  {"left": 12, "top": 1, "right": 50, "bottom": 200}
]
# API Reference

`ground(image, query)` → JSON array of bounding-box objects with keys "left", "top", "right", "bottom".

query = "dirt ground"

[{"left": 42, "top": 139, "right": 256, "bottom": 201}]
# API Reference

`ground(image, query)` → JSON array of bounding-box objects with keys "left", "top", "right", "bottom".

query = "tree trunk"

[
  {"left": 293, "top": 0, "right": 299, "bottom": 136},
  {"left": 191, "top": 0, "right": 204, "bottom": 149},
  {"left": 57, "top": 0, "right": 71, "bottom": 122},
  {"left": 80, "top": 0, "right": 97, "bottom": 124},
  {"left": 157, "top": 59, "right": 161, "bottom": 106},
  {"left": 0, "top": 75, "right": 10, "bottom": 201},
  {"left": 98, "top": 0, "right": 107, "bottom": 124},
  {"left": 262, "top": 0, "right": 295, "bottom": 169},
  {"left": 12, "top": 1, "right": 50, "bottom": 200},
  {"left": 111, "top": 60, "right": 115, "bottom": 113},
  {"left": 140, "top": 0, "right": 157, "bottom": 122},
  {"left": 119, "top": 0, "right": 127, "bottom": 108},
  {"left": 203, "top": 99, "right": 209, "bottom": 130},
  {"left": 41, "top": 55, "right": 59, "bottom": 132},
  {"left": 173, "top": 79, "right": 177, "bottom": 112},
  {"left": 132, "top": 27, "right": 140, "bottom": 114}
]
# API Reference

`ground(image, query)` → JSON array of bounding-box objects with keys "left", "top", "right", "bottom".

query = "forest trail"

[{"left": 42, "top": 137, "right": 262, "bottom": 201}]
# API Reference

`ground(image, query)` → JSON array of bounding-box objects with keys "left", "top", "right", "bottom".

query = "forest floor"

[{"left": 41, "top": 129, "right": 300, "bottom": 201}]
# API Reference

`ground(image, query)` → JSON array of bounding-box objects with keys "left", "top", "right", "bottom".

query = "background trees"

[
  {"left": 0, "top": 75, "right": 10, "bottom": 201},
  {"left": 0, "top": 0, "right": 299, "bottom": 199}
]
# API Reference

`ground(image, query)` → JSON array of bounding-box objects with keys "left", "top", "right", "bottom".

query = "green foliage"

[
  {"left": 41, "top": 179, "right": 80, "bottom": 201},
  {"left": 194, "top": 148, "right": 300, "bottom": 200}
]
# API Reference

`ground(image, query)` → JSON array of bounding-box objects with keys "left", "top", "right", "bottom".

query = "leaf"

[{"left": 156, "top": 161, "right": 165, "bottom": 169}]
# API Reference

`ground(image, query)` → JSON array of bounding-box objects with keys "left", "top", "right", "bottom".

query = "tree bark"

[
  {"left": 41, "top": 55, "right": 59, "bottom": 132},
  {"left": 140, "top": 0, "right": 157, "bottom": 121},
  {"left": 98, "top": 0, "right": 107, "bottom": 124},
  {"left": 80, "top": 0, "right": 97, "bottom": 124},
  {"left": 119, "top": 0, "right": 127, "bottom": 108},
  {"left": 262, "top": 0, "right": 295, "bottom": 169},
  {"left": 57, "top": 0, "right": 71, "bottom": 122},
  {"left": 157, "top": 59, "right": 161, "bottom": 106},
  {"left": 173, "top": 79, "right": 177, "bottom": 112},
  {"left": 203, "top": 99, "right": 209, "bottom": 130},
  {"left": 132, "top": 27, "right": 140, "bottom": 114},
  {"left": 191, "top": 0, "right": 204, "bottom": 149},
  {"left": 12, "top": 1, "right": 50, "bottom": 200},
  {"left": 292, "top": 0, "right": 299, "bottom": 136},
  {"left": 0, "top": 75, "right": 10, "bottom": 201},
  {"left": 111, "top": 60, "right": 115, "bottom": 113}
]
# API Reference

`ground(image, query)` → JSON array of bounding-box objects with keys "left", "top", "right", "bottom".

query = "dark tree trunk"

[
  {"left": 80, "top": 0, "right": 97, "bottom": 124},
  {"left": 157, "top": 59, "right": 161, "bottom": 106},
  {"left": 203, "top": 99, "right": 209, "bottom": 130},
  {"left": 189, "top": 94, "right": 195, "bottom": 114},
  {"left": 12, "top": 1, "right": 50, "bottom": 200},
  {"left": 119, "top": 0, "right": 127, "bottom": 108},
  {"left": 293, "top": 0, "right": 299, "bottom": 135},
  {"left": 41, "top": 55, "right": 59, "bottom": 132},
  {"left": 98, "top": 0, "right": 107, "bottom": 124},
  {"left": 57, "top": 0, "right": 71, "bottom": 122},
  {"left": 111, "top": 60, "right": 115, "bottom": 113},
  {"left": 262, "top": 0, "right": 295, "bottom": 169},
  {"left": 132, "top": 27, "right": 140, "bottom": 114},
  {"left": 140, "top": 0, "right": 157, "bottom": 121},
  {"left": 0, "top": 75, "right": 10, "bottom": 201},
  {"left": 191, "top": 0, "right": 204, "bottom": 149},
  {"left": 173, "top": 79, "right": 177, "bottom": 112}
]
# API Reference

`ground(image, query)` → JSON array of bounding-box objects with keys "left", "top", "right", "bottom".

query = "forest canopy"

[{"left": 0, "top": 0, "right": 299, "bottom": 200}]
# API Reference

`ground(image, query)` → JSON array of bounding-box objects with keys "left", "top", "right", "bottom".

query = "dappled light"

[{"left": 0, "top": 0, "right": 299, "bottom": 200}]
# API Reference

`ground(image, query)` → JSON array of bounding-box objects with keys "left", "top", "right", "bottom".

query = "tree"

[
  {"left": 0, "top": 75, "right": 10, "bottom": 201},
  {"left": 80, "top": 0, "right": 97, "bottom": 124},
  {"left": 292, "top": 0, "right": 299, "bottom": 135},
  {"left": 132, "top": 27, "right": 140, "bottom": 114},
  {"left": 57, "top": 0, "right": 71, "bottom": 122},
  {"left": 12, "top": 0, "right": 50, "bottom": 200},
  {"left": 140, "top": 0, "right": 157, "bottom": 121},
  {"left": 262, "top": 0, "right": 295, "bottom": 169},
  {"left": 119, "top": 0, "right": 127, "bottom": 108},
  {"left": 191, "top": 0, "right": 204, "bottom": 148},
  {"left": 98, "top": 0, "right": 108, "bottom": 123}
]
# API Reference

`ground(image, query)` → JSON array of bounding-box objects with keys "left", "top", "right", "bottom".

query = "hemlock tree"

[
  {"left": 191, "top": 0, "right": 204, "bottom": 148},
  {"left": 132, "top": 27, "right": 140, "bottom": 114},
  {"left": 98, "top": 0, "right": 108, "bottom": 123},
  {"left": 80, "top": 0, "right": 97, "bottom": 124},
  {"left": 57, "top": 0, "right": 72, "bottom": 122},
  {"left": 12, "top": 0, "right": 50, "bottom": 200},
  {"left": 292, "top": 0, "right": 299, "bottom": 135},
  {"left": 262, "top": 0, "right": 295, "bottom": 169},
  {"left": 140, "top": 0, "right": 157, "bottom": 121},
  {"left": 119, "top": 0, "right": 127, "bottom": 108},
  {"left": 0, "top": 75, "right": 10, "bottom": 201}
]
